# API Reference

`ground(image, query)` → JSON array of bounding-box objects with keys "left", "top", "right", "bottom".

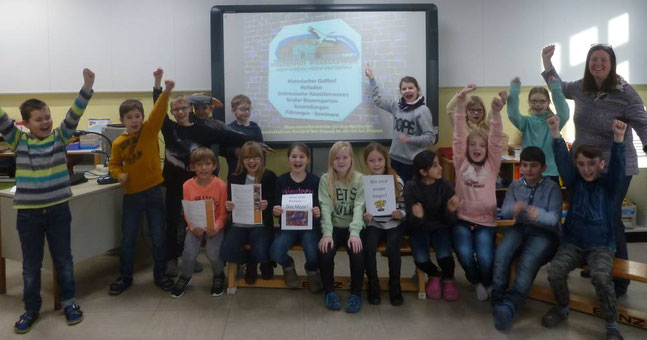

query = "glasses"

[
  {"left": 530, "top": 100, "right": 548, "bottom": 105},
  {"left": 236, "top": 107, "right": 251, "bottom": 113},
  {"left": 243, "top": 156, "right": 261, "bottom": 162},
  {"left": 171, "top": 106, "right": 190, "bottom": 113},
  {"left": 467, "top": 108, "right": 484, "bottom": 114}
]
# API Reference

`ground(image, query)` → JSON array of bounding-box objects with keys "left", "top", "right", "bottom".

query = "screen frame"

[{"left": 210, "top": 3, "right": 439, "bottom": 147}]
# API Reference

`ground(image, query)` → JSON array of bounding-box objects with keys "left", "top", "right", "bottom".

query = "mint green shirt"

[{"left": 318, "top": 172, "right": 365, "bottom": 237}]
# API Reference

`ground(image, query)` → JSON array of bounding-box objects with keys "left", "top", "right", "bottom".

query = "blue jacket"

[
  {"left": 553, "top": 138, "right": 625, "bottom": 251},
  {"left": 501, "top": 177, "right": 563, "bottom": 235}
]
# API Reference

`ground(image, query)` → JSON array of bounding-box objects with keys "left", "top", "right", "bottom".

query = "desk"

[
  {"left": 0, "top": 149, "right": 102, "bottom": 165},
  {"left": 0, "top": 181, "right": 123, "bottom": 309}
]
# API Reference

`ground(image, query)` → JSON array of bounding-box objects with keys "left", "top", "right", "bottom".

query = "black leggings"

[
  {"left": 319, "top": 227, "right": 365, "bottom": 295},
  {"left": 362, "top": 225, "right": 404, "bottom": 282}
]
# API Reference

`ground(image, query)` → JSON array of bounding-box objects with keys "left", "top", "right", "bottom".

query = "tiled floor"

[{"left": 1, "top": 242, "right": 646, "bottom": 339}]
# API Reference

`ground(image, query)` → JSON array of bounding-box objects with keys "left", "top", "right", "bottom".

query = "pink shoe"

[
  {"left": 426, "top": 276, "right": 442, "bottom": 299},
  {"left": 442, "top": 279, "right": 459, "bottom": 301}
]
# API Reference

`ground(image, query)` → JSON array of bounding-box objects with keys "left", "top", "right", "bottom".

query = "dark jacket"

[
  {"left": 403, "top": 177, "right": 457, "bottom": 230},
  {"left": 227, "top": 170, "right": 277, "bottom": 232}
]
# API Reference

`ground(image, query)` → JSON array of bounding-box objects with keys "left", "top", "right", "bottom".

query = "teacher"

[{"left": 541, "top": 44, "right": 647, "bottom": 297}]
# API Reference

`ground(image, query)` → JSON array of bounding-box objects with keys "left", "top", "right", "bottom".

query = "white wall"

[{"left": 0, "top": 0, "right": 645, "bottom": 92}]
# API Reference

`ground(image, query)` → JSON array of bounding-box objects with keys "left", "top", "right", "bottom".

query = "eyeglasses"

[
  {"left": 529, "top": 100, "right": 548, "bottom": 105},
  {"left": 243, "top": 156, "right": 261, "bottom": 162},
  {"left": 236, "top": 107, "right": 251, "bottom": 113},
  {"left": 171, "top": 106, "right": 190, "bottom": 113}
]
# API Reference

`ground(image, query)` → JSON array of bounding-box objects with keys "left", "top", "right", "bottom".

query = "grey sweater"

[
  {"left": 370, "top": 79, "right": 437, "bottom": 165},
  {"left": 542, "top": 69, "right": 647, "bottom": 175}
]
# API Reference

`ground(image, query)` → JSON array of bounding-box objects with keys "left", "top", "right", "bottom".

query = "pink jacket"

[{"left": 452, "top": 101, "right": 502, "bottom": 227}]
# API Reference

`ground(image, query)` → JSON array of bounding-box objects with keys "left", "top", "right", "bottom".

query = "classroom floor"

[{"left": 0, "top": 242, "right": 646, "bottom": 340}]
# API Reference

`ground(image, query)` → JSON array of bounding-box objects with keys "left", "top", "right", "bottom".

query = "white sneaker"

[{"left": 475, "top": 283, "right": 488, "bottom": 301}]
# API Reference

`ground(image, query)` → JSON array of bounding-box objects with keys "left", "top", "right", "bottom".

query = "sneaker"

[
  {"left": 606, "top": 328, "right": 624, "bottom": 340},
  {"left": 306, "top": 270, "right": 323, "bottom": 293},
  {"left": 388, "top": 279, "right": 403, "bottom": 306},
  {"left": 170, "top": 276, "right": 191, "bottom": 298},
  {"left": 426, "top": 276, "right": 442, "bottom": 300},
  {"left": 63, "top": 304, "right": 84, "bottom": 326},
  {"left": 493, "top": 303, "right": 514, "bottom": 331},
  {"left": 541, "top": 306, "right": 569, "bottom": 328},
  {"left": 194, "top": 260, "right": 204, "bottom": 273},
  {"left": 324, "top": 291, "right": 341, "bottom": 311},
  {"left": 155, "top": 275, "right": 174, "bottom": 291},
  {"left": 166, "top": 258, "right": 179, "bottom": 277},
  {"left": 14, "top": 311, "right": 38, "bottom": 334},
  {"left": 211, "top": 273, "right": 225, "bottom": 297},
  {"left": 108, "top": 277, "right": 132, "bottom": 295},
  {"left": 442, "top": 279, "right": 460, "bottom": 302},
  {"left": 345, "top": 294, "right": 362, "bottom": 314},
  {"left": 260, "top": 262, "right": 274, "bottom": 280},
  {"left": 236, "top": 263, "right": 247, "bottom": 281},
  {"left": 282, "top": 264, "right": 299, "bottom": 288},
  {"left": 475, "top": 283, "right": 489, "bottom": 301},
  {"left": 245, "top": 262, "right": 258, "bottom": 284}
]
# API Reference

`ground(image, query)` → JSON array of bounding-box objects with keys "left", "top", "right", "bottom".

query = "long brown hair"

[
  {"left": 233, "top": 141, "right": 266, "bottom": 183},
  {"left": 362, "top": 142, "right": 401, "bottom": 198}
]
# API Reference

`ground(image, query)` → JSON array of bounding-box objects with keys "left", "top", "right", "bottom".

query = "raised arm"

[
  {"left": 540, "top": 45, "right": 577, "bottom": 99},
  {"left": 548, "top": 77, "right": 570, "bottom": 129},
  {"left": 452, "top": 84, "right": 477, "bottom": 163},
  {"left": 145, "top": 79, "right": 174, "bottom": 135},
  {"left": 366, "top": 64, "right": 398, "bottom": 114},
  {"left": 606, "top": 120, "right": 627, "bottom": 194},
  {"left": 507, "top": 77, "right": 528, "bottom": 131},
  {"left": 59, "top": 68, "right": 95, "bottom": 143},
  {"left": 548, "top": 115, "right": 577, "bottom": 187},
  {"left": 153, "top": 68, "right": 163, "bottom": 104},
  {"left": 0, "top": 107, "right": 21, "bottom": 150},
  {"left": 487, "top": 92, "right": 505, "bottom": 166}
]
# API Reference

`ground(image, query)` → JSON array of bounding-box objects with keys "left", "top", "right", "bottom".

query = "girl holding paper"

[
  {"left": 318, "top": 141, "right": 365, "bottom": 313},
  {"left": 270, "top": 143, "right": 323, "bottom": 292},
  {"left": 221, "top": 141, "right": 276, "bottom": 284},
  {"left": 361, "top": 142, "right": 406, "bottom": 306}
]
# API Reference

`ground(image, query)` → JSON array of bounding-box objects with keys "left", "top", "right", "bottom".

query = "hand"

[
  {"left": 118, "top": 173, "right": 128, "bottom": 185},
  {"left": 211, "top": 98, "right": 224, "bottom": 109},
  {"left": 511, "top": 76, "right": 520, "bottom": 84},
  {"left": 272, "top": 205, "right": 282, "bottom": 217},
  {"left": 318, "top": 236, "right": 334, "bottom": 253},
  {"left": 457, "top": 83, "right": 477, "bottom": 101},
  {"left": 491, "top": 96, "right": 504, "bottom": 112},
  {"left": 262, "top": 146, "right": 275, "bottom": 153},
  {"left": 392, "top": 209, "right": 404, "bottom": 220},
  {"left": 163, "top": 79, "right": 175, "bottom": 94},
  {"left": 153, "top": 67, "right": 163, "bottom": 88},
  {"left": 513, "top": 202, "right": 527, "bottom": 217},
  {"left": 447, "top": 195, "right": 461, "bottom": 212},
  {"left": 82, "top": 68, "right": 95, "bottom": 91},
  {"left": 347, "top": 235, "right": 363, "bottom": 254},
  {"left": 526, "top": 206, "right": 539, "bottom": 222},
  {"left": 190, "top": 228, "right": 205, "bottom": 237},
  {"left": 260, "top": 200, "right": 268, "bottom": 210},
  {"left": 498, "top": 90, "right": 509, "bottom": 104},
  {"left": 363, "top": 213, "right": 373, "bottom": 223},
  {"left": 312, "top": 206, "right": 321, "bottom": 218},
  {"left": 365, "top": 64, "right": 374, "bottom": 80},
  {"left": 612, "top": 119, "right": 627, "bottom": 143},
  {"left": 546, "top": 115, "right": 561, "bottom": 137},
  {"left": 206, "top": 228, "right": 218, "bottom": 237},
  {"left": 398, "top": 134, "right": 410, "bottom": 144},
  {"left": 412, "top": 203, "right": 424, "bottom": 218},
  {"left": 542, "top": 45, "right": 555, "bottom": 61},
  {"left": 225, "top": 201, "right": 235, "bottom": 212}
]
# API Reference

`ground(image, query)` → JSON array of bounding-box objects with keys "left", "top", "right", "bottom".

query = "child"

[
  {"left": 224, "top": 94, "right": 264, "bottom": 178},
  {"left": 542, "top": 116, "right": 626, "bottom": 340},
  {"left": 447, "top": 84, "right": 510, "bottom": 152},
  {"left": 507, "top": 76, "right": 570, "bottom": 182},
  {"left": 361, "top": 142, "right": 406, "bottom": 306},
  {"left": 108, "top": 79, "right": 176, "bottom": 295},
  {"left": 221, "top": 141, "right": 276, "bottom": 284},
  {"left": 404, "top": 150, "right": 460, "bottom": 302},
  {"left": 152, "top": 68, "right": 251, "bottom": 277},
  {"left": 452, "top": 84, "right": 505, "bottom": 301},
  {"left": 365, "top": 64, "right": 436, "bottom": 182},
  {"left": 491, "top": 146, "right": 562, "bottom": 330},
  {"left": 270, "top": 142, "right": 323, "bottom": 292},
  {"left": 170, "top": 148, "right": 228, "bottom": 298},
  {"left": 318, "top": 141, "right": 365, "bottom": 313},
  {"left": 0, "top": 69, "right": 94, "bottom": 333}
]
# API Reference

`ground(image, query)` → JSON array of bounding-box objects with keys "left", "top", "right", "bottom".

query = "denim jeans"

[
  {"left": 453, "top": 222, "right": 496, "bottom": 286},
  {"left": 319, "top": 227, "right": 365, "bottom": 295},
  {"left": 362, "top": 225, "right": 404, "bottom": 281},
  {"left": 409, "top": 226, "right": 455, "bottom": 278},
  {"left": 270, "top": 229, "right": 321, "bottom": 271},
  {"left": 390, "top": 159, "right": 413, "bottom": 183},
  {"left": 221, "top": 226, "right": 272, "bottom": 264},
  {"left": 119, "top": 185, "right": 167, "bottom": 282},
  {"left": 490, "top": 225, "right": 558, "bottom": 311},
  {"left": 17, "top": 202, "right": 76, "bottom": 312}
]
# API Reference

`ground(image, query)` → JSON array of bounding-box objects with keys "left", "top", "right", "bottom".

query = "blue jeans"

[
  {"left": 270, "top": 229, "right": 320, "bottom": 271},
  {"left": 453, "top": 222, "right": 496, "bottom": 286},
  {"left": 17, "top": 202, "right": 75, "bottom": 312},
  {"left": 490, "top": 225, "right": 558, "bottom": 312},
  {"left": 221, "top": 226, "right": 272, "bottom": 264},
  {"left": 119, "top": 185, "right": 166, "bottom": 282},
  {"left": 409, "top": 226, "right": 455, "bottom": 278},
  {"left": 390, "top": 158, "right": 414, "bottom": 182}
]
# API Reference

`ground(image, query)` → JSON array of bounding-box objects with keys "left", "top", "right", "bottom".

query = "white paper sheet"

[
  {"left": 231, "top": 184, "right": 263, "bottom": 225},
  {"left": 181, "top": 199, "right": 215, "bottom": 230},
  {"left": 363, "top": 175, "right": 396, "bottom": 217},
  {"left": 281, "top": 194, "right": 313, "bottom": 230}
]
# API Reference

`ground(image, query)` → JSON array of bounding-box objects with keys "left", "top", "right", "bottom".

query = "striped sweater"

[{"left": 0, "top": 89, "right": 93, "bottom": 209}]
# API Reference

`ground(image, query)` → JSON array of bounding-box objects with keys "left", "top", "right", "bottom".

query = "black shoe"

[
  {"left": 245, "top": 262, "right": 258, "bottom": 284},
  {"left": 389, "top": 280, "right": 403, "bottom": 306},
  {"left": 211, "top": 273, "right": 225, "bottom": 296},
  {"left": 542, "top": 306, "right": 569, "bottom": 328},
  {"left": 14, "top": 311, "right": 39, "bottom": 334},
  {"left": 367, "top": 277, "right": 381, "bottom": 305},
  {"left": 63, "top": 304, "right": 84, "bottom": 326},
  {"left": 155, "top": 275, "right": 174, "bottom": 291},
  {"left": 606, "top": 328, "right": 624, "bottom": 340},
  {"left": 260, "top": 262, "right": 274, "bottom": 280},
  {"left": 170, "top": 276, "right": 191, "bottom": 298},
  {"left": 108, "top": 277, "right": 132, "bottom": 295}
]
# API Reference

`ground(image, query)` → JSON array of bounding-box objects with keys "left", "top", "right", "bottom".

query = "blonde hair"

[
  {"left": 327, "top": 141, "right": 357, "bottom": 205},
  {"left": 233, "top": 141, "right": 266, "bottom": 183},
  {"left": 466, "top": 128, "right": 489, "bottom": 162},
  {"left": 170, "top": 95, "right": 189, "bottom": 107},
  {"left": 362, "top": 142, "right": 401, "bottom": 199},
  {"left": 465, "top": 95, "right": 488, "bottom": 127}
]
